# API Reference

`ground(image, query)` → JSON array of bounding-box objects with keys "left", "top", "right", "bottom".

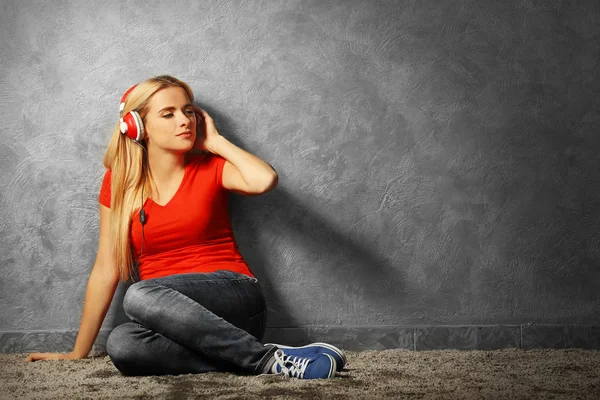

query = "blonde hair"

[{"left": 102, "top": 75, "right": 196, "bottom": 283}]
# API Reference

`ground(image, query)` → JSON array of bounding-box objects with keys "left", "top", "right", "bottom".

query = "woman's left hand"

[{"left": 193, "top": 106, "right": 223, "bottom": 155}]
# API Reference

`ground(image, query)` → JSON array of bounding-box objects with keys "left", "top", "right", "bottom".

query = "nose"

[{"left": 180, "top": 113, "right": 192, "bottom": 127}]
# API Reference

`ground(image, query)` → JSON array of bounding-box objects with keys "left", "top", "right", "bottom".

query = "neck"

[{"left": 146, "top": 147, "right": 187, "bottom": 184}]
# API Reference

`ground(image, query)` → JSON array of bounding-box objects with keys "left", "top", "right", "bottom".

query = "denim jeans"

[{"left": 105, "top": 269, "right": 278, "bottom": 376}]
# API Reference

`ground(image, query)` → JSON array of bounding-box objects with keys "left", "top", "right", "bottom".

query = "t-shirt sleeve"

[
  {"left": 214, "top": 154, "right": 227, "bottom": 190},
  {"left": 99, "top": 169, "right": 112, "bottom": 208}
]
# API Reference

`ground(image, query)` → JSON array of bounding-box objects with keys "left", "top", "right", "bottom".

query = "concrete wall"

[{"left": 1, "top": 0, "right": 599, "bottom": 353}]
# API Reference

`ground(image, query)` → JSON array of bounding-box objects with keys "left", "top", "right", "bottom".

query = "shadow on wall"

[{"left": 237, "top": 186, "right": 408, "bottom": 327}]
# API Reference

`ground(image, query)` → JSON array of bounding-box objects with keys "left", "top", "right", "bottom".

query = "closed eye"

[{"left": 163, "top": 109, "right": 195, "bottom": 118}]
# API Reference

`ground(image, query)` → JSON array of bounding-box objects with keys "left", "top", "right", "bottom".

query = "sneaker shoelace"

[{"left": 273, "top": 350, "right": 310, "bottom": 378}]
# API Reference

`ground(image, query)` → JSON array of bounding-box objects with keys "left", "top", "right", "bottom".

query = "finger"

[{"left": 198, "top": 108, "right": 213, "bottom": 121}]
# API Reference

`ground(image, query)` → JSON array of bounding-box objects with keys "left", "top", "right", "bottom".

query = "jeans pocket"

[
  {"left": 219, "top": 270, "right": 258, "bottom": 283},
  {"left": 246, "top": 309, "right": 267, "bottom": 341}
]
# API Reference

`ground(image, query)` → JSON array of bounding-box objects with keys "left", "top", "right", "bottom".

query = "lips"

[{"left": 177, "top": 130, "right": 192, "bottom": 136}]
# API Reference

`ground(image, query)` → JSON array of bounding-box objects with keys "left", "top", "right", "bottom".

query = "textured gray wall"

[{"left": 1, "top": 0, "right": 599, "bottom": 353}]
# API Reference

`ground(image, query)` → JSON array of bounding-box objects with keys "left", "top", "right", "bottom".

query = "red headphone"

[
  {"left": 119, "top": 84, "right": 202, "bottom": 142},
  {"left": 119, "top": 84, "right": 144, "bottom": 142}
]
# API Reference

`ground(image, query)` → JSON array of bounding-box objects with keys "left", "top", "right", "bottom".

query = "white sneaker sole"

[{"left": 324, "top": 353, "right": 336, "bottom": 378}]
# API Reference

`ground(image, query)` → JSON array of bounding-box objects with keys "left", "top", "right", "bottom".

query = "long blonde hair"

[{"left": 102, "top": 75, "right": 196, "bottom": 283}]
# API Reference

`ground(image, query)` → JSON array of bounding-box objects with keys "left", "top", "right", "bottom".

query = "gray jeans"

[{"left": 106, "top": 269, "right": 278, "bottom": 376}]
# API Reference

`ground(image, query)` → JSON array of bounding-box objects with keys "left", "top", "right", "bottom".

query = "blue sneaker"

[
  {"left": 270, "top": 349, "right": 336, "bottom": 379},
  {"left": 265, "top": 342, "right": 347, "bottom": 371}
]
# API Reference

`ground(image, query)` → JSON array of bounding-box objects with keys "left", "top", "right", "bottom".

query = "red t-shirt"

[{"left": 98, "top": 153, "right": 254, "bottom": 281}]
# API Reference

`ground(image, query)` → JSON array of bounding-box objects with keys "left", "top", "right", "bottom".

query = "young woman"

[{"left": 23, "top": 75, "right": 346, "bottom": 379}]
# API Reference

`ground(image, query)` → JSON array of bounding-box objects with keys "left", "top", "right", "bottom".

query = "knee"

[
  {"left": 106, "top": 324, "right": 137, "bottom": 374},
  {"left": 106, "top": 324, "right": 129, "bottom": 360},
  {"left": 122, "top": 281, "right": 148, "bottom": 321}
]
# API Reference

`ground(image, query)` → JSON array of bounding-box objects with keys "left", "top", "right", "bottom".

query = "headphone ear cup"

[{"left": 120, "top": 111, "right": 145, "bottom": 142}]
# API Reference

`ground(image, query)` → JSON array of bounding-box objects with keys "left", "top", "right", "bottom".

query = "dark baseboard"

[
  {"left": 1, "top": 325, "right": 599, "bottom": 354},
  {"left": 262, "top": 325, "right": 600, "bottom": 351}
]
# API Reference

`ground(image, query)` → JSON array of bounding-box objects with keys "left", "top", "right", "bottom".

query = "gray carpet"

[{"left": 2, "top": 348, "right": 599, "bottom": 399}]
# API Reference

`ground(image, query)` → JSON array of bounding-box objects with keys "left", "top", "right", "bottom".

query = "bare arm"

[
  {"left": 71, "top": 267, "right": 119, "bottom": 358},
  {"left": 71, "top": 203, "right": 120, "bottom": 358}
]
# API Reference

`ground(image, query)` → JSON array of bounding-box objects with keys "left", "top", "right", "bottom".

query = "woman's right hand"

[{"left": 24, "top": 352, "right": 80, "bottom": 362}]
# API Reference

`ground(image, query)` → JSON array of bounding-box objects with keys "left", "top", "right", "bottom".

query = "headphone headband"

[{"left": 120, "top": 84, "right": 137, "bottom": 113}]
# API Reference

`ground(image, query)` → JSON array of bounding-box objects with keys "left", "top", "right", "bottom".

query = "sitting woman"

[{"left": 24, "top": 75, "right": 346, "bottom": 380}]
